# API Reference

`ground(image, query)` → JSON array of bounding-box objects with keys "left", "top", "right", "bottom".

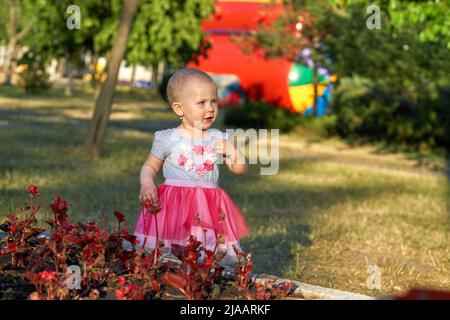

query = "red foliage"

[
  {"left": 113, "top": 211, "right": 125, "bottom": 224},
  {"left": 50, "top": 196, "right": 69, "bottom": 227},
  {"left": 232, "top": 244, "right": 254, "bottom": 292},
  {"left": 28, "top": 184, "right": 40, "bottom": 198},
  {"left": 161, "top": 235, "right": 225, "bottom": 300},
  {"left": 0, "top": 185, "right": 272, "bottom": 300}
]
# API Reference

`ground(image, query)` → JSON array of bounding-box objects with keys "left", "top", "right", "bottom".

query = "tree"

[
  {"left": 2, "top": 0, "right": 215, "bottom": 155},
  {"left": 317, "top": 0, "right": 450, "bottom": 150},
  {"left": 86, "top": 0, "right": 123, "bottom": 90},
  {"left": 344, "top": 0, "right": 450, "bottom": 48},
  {"left": 125, "top": 0, "right": 215, "bottom": 80},
  {"left": 1, "top": 0, "right": 36, "bottom": 85},
  {"left": 85, "top": 0, "right": 139, "bottom": 157},
  {"left": 318, "top": 1, "right": 450, "bottom": 99},
  {"left": 23, "top": 0, "right": 124, "bottom": 96},
  {"left": 246, "top": 0, "right": 450, "bottom": 104},
  {"left": 23, "top": 0, "right": 82, "bottom": 95},
  {"left": 85, "top": 0, "right": 215, "bottom": 156}
]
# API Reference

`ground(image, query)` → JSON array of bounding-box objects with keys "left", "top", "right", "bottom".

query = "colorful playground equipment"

[{"left": 188, "top": 0, "right": 334, "bottom": 116}]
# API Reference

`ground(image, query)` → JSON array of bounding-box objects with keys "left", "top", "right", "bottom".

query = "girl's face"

[{"left": 175, "top": 78, "right": 219, "bottom": 131}]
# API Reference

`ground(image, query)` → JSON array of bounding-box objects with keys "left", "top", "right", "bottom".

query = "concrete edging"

[{"left": 253, "top": 273, "right": 375, "bottom": 300}]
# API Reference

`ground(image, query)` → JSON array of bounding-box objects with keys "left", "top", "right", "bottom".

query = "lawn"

[{"left": 0, "top": 84, "right": 449, "bottom": 297}]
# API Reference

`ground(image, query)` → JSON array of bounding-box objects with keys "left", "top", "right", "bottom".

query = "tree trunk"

[
  {"left": 129, "top": 64, "right": 136, "bottom": 91},
  {"left": 56, "top": 57, "right": 66, "bottom": 80},
  {"left": 90, "top": 50, "right": 99, "bottom": 89},
  {"left": 3, "top": 1, "right": 18, "bottom": 86},
  {"left": 3, "top": 0, "right": 35, "bottom": 85},
  {"left": 313, "top": 64, "right": 318, "bottom": 117},
  {"left": 103, "top": 50, "right": 112, "bottom": 78},
  {"left": 4, "top": 37, "right": 17, "bottom": 85},
  {"left": 85, "top": 0, "right": 139, "bottom": 157},
  {"left": 65, "top": 61, "right": 75, "bottom": 96},
  {"left": 151, "top": 63, "right": 159, "bottom": 87},
  {"left": 158, "top": 62, "right": 165, "bottom": 85}
]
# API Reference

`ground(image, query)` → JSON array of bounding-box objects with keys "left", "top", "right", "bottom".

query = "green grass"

[{"left": 1, "top": 83, "right": 449, "bottom": 298}]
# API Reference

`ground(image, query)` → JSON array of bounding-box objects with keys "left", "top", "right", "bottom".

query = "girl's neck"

[{"left": 176, "top": 123, "right": 209, "bottom": 139}]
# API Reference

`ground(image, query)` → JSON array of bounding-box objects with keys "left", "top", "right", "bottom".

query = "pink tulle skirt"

[{"left": 133, "top": 178, "right": 250, "bottom": 254}]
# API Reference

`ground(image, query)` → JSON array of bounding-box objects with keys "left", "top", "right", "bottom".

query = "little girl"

[{"left": 133, "top": 67, "right": 250, "bottom": 265}]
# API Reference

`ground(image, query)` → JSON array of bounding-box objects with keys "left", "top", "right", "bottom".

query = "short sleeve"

[
  {"left": 211, "top": 128, "right": 229, "bottom": 141},
  {"left": 150, "top": 131, "right": 168, "bottom": 160}
]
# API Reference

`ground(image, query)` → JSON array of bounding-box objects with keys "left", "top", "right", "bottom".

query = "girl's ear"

[{"left": 171, "top": 102, "right": 183, "bottom": 117}]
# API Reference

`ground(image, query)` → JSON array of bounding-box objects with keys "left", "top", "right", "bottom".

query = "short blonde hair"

[{"left": 166, "top": 67, "right": 215, "bottom": 105}]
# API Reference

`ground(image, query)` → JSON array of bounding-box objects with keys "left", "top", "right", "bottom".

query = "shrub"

[
  {"left": 224, "top": 100, "right": 302, "bottom": 133},
  {"left": 415, "top": 84, "right": 450, "bottom": 149},
  {"left": 15, "top": 51, "right": 51, "bottom": 94},
  {"left": 296, "top": 114, "right": 337, "bottom": 137},
  {"left": 331, "top": 76, "right": 450, "bottom": 151}
]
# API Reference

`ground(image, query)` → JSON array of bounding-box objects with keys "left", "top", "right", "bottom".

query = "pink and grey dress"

[{"left": 133, "top": 127, "right": 250, "bottom": 262}]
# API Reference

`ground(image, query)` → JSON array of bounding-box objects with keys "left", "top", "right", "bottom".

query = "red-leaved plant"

[{"left": 0, "top": 185, "right": 294, "bottom": 300}]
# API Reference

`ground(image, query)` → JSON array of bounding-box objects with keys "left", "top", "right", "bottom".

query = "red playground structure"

[{"left": 188, "top": 0, "right": 335, "bottom": 116}]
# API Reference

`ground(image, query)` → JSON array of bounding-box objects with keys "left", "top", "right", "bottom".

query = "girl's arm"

[{"left": 139, "top": 154, "right": 164, "bottom": 204}]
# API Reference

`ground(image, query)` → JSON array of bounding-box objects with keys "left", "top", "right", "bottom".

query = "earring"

[{"left": 179, "top": 115, "right": 183, "bottom": 120}]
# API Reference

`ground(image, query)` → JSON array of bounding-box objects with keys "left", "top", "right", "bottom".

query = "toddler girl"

[{"left": 133, "top": 67, "right": 250, "bottom": 265}]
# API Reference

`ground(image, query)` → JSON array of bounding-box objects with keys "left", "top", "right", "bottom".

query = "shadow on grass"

[
  {"left": 333, "top": 135, "right": 446, "bottom": 174},
  {"left": 375, "top": 144, "right": 449, "bottom": 232},
  {"left": 0, "top": 83, "right": 162, "bottom": 102},
  {"left": 0, "top": 105, "right": 177, "bottom": 136},
  {"left": 110, "top": 119, "right": 178, "bottom": 133},
  {"left": 220, "top": 158, "right": 408, "bottom": 277},
  {"left": 0, "top": 84, "right": 91, "bottom": 100},
  {"left": 0, "top": 106, "right": 60, "bottom": 119},
  {"left": 371, "top": 142, "right": 446, "bottom": 172}
]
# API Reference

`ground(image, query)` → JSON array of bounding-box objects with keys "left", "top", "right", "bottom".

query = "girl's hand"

[
  {"left": 214, "top": 138, "right": 234, "bottom": 159},
  {"left": 139, "top": 181, "right": 159, "bottom": 206},
  {"left": 215, "top": 138, "right": 248, "bottom": 175}
]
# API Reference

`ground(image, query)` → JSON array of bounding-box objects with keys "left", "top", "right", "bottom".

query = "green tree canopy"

[
  {"left": 126, "top": 0, "right": 215, "bottom": 68},
  {"left": 342, "top": 0, "right": 450, "bottom": 48}
]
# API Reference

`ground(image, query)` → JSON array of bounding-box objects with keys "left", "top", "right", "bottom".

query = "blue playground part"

[
  {"left": 303, "top": 84, "right": 332, "bottom": 117},
  {"left": 135, "top": 80, "right": 154, "bottom": 89}
]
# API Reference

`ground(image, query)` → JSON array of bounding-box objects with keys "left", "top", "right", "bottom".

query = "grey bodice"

[{"left": 150, "top": 128, "right": 229, "bottom": 182}]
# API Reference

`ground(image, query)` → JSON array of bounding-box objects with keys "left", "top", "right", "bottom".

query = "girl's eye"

[{"left": 197, "top": 100, "right": 218, "bottom": 106}]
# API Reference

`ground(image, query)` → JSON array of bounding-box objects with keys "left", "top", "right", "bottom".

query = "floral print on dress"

[{"left": 176, "top": 143, "right": 217, "bottom": 176}]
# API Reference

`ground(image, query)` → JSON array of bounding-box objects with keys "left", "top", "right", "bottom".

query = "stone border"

[
  {"left": 159, "top": 256, "right": 375, "bottom": 300},
  {"left": 253, "top": 273, "right": 375, "bottom": 300}
]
